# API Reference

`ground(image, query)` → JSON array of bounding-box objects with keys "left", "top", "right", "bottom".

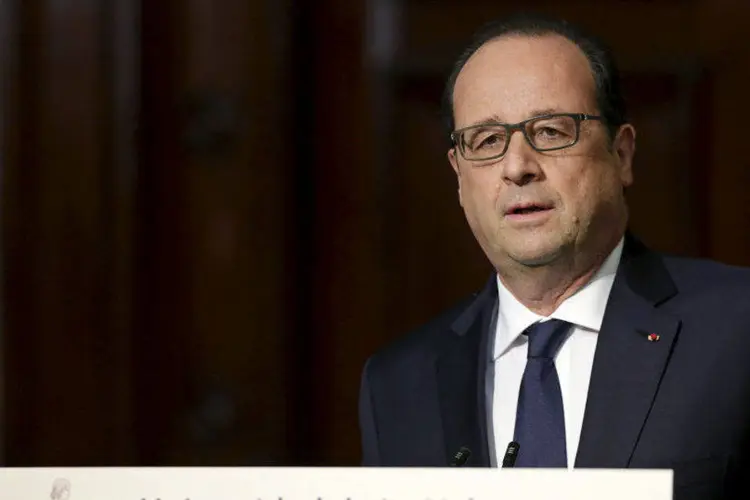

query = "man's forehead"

[
  {"left": 464, "top": 33, "right": 590, "bottom": 75},
  {"left": 453, "top": 34, "right": 596, "bottom": 125}
]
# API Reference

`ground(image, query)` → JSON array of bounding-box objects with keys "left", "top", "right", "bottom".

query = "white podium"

[{"left": 0, "top": 467, "right": 672, "bottom": 500}]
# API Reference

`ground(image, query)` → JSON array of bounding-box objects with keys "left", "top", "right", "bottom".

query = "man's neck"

[{"left": 497, "top": 237, "right": 622, "bottom": 317}]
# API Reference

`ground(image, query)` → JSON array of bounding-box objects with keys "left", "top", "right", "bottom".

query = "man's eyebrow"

[
  {"left": 462, "top": 115, "right": 505, "bottom": 128},
  {"left": 527, "top": 108, "right": 563, "bottom": 119},
  {"left": 462, "top": 108, "right": 564, "bottom": 128}
]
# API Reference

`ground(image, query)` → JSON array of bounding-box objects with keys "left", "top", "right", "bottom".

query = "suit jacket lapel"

[
  {"left": 575, "top": 235, "right": 681, "bottom": 467},
  {"left": 434, "top": 275, "right": 496, "bottom": 467}
]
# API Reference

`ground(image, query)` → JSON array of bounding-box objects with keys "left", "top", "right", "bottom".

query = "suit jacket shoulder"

[
  {"left": 365, "top": 293, "right": 480, "bottom": 374},
  {"left": 662, "top": 254, "right": 750, "bottom": 297},
  {"left": 359, "top": 282, "right": 495, "bottom": 467}
]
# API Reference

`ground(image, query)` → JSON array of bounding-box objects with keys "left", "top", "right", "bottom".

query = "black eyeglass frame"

[{"left": 450, "top": 113, "right": 605, "bottom": 161}]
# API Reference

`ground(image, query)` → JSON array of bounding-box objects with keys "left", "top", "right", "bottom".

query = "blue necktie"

[{"left": 513, "top": 319, "right": 570, "bottom": 467}]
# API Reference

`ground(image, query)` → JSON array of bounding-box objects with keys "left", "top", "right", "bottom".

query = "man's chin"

[
  {"left": 513, "top": 253, "right": 561, "bottom": 268},
  {"left": 505, "top": 240, "right": 567, "bottom": 268}
]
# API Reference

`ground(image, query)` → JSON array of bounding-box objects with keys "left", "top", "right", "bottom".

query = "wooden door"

[
  {"left": 2, "top": 0, "right": 139, "bottom": 464},
  {"left": 1, "top": 0, "right": 298, "bottom": 465}
]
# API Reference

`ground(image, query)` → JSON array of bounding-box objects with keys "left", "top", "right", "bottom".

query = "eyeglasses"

[{"left": 451, "top": 113, "right": 604, "bottom": 161}]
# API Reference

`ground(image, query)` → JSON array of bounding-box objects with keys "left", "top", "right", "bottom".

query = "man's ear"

[
  {"left": 612, "top": 124, "right": 636, "bottom": 188},
  {"left": 448, "top": 148, "right": 464, "bottom": 207}
]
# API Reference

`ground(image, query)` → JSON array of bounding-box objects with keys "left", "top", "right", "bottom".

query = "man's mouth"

[{"left": 506, "top": 203, "right": 554, "bottom": 216}]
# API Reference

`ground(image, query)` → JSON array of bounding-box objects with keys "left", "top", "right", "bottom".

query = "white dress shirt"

[{"left": 488, "top": 238, "right": 624, "bottom": 468}]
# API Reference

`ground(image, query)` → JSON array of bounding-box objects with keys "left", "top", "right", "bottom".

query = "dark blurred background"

[{"left": 1, "top": 0, "right": 749, "bottom": 467}]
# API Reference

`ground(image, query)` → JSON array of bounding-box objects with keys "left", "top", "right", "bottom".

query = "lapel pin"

[{"left": 648, "top": 333, "right": 660, "bottom": 342}]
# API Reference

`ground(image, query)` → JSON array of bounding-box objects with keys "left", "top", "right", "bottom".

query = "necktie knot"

[{"left": 525, "top": 319, "right": 570, "bottom": 359}]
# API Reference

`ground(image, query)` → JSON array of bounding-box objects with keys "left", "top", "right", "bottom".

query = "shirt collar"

[{"left": 492, "top": 237, "right": 624, "bottom": 360}]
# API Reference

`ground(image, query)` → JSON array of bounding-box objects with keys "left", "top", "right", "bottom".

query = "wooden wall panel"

[
  {"left": 622, "top": 71, "right": 711, "bottom": 257},
  {"left": 306, "top": 0, "right": 385, "bottom": 465},
  {"left": 2, "top": 0, "right": 137, "bottom": 464},
  {"left": 707, "top": 54, "right": 750, "bottom": 265},
  {"left": 3, "top": 0, "right": 297, "bottom": 467},
  {"left": 136, "top": 0, "right": 294, "bottom": 465},
  {"left": 179, "top": 0, "right": 294, "bottom": 465},
  {"left": 0, "top": 0, "right": 14, "bottom": 465},
  {"left": 134, "top": 0, "right": 192, "bottom": 465}
]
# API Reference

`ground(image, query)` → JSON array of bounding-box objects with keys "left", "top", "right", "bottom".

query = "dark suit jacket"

[{"left": 359, "top": 235, "right": 750, "bottom": 500}]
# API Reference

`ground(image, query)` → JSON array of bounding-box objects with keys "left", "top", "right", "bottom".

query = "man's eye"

[
  {"left": 473, "top": 133, "right": 505, "bottom": 150},
  {"left": 538, "top": 127, "right": 563, "bottom": 137}
]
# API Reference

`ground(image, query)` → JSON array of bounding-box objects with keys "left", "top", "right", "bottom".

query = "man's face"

[{"left": 448, "top": 34, "right": 635, "bottom": 270}]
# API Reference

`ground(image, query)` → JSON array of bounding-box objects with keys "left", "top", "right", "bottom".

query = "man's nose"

[{"left": 500, "top": 130, "right": 543, "bottom": 186}]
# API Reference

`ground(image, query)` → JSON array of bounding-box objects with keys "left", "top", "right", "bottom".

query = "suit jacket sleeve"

[{"left": 359, "top": 357, "right": 381, "bottom": 466}]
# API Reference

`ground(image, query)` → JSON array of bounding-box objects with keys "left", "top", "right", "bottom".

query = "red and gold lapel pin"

[{"left": 647, "top": 333, "right": 660, "bottom": 342}]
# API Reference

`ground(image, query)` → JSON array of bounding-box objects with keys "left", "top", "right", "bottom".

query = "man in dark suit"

[{"left": 358, "top": 14, "right": 750, "bottom": 500}]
